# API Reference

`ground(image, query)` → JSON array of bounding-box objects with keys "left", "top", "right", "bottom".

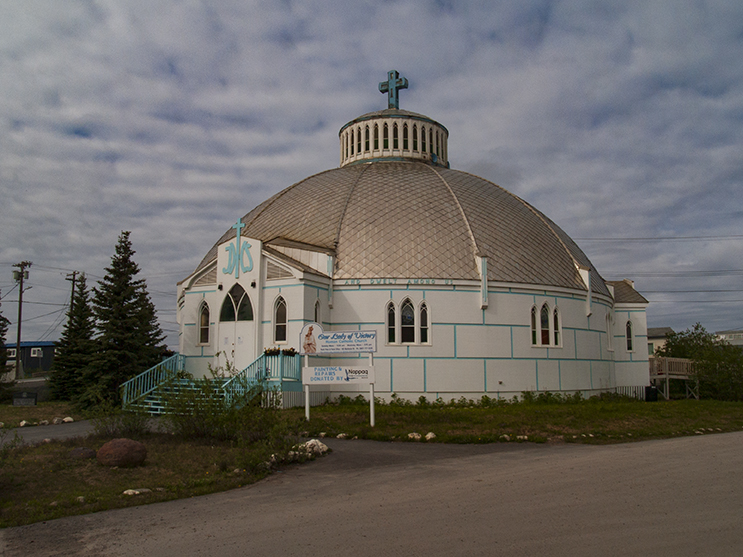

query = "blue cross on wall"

[{"left": 379, "top": 70, "right": 409, "bottom": 109}]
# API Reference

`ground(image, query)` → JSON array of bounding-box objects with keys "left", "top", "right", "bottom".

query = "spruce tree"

[
  {"left": 80, "top": 231, "right": 166, "bottom": 408},
  {"left": 48, "top": 274, "right": 96, "bottom": 401},
  {"left": 0, "top": 289, "right": 13, "bottom": 401}
]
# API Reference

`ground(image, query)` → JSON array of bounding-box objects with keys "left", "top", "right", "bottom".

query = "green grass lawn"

[{"left": 1, "top": 397, "right": 742, "bottom": 528}]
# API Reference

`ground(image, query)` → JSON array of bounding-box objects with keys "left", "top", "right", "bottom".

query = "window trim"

[
  {"left": 198, "top": 302, "right": 211, "bottom": 345},
  {"left": 385, "top": 299, "right": 431, "bottom": 346},
  {"left": 531, "top": 302, "right": 562, "bottom": 348},
  {"left": 274, "top": 296, "right": 287, "bottom": 344},
  {"left": 626, "top": 320, "right": 634, "bottom": 352}
]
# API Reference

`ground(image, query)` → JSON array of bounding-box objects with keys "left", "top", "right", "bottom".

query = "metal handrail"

[{"left": 120, "top": 353, "right": 185, "bottom": 407}]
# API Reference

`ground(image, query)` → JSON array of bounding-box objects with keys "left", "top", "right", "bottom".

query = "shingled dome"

[{"left": 196, "top": 161, "right": 609, "bottom": 296}]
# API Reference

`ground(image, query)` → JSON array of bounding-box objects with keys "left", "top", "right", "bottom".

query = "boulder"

[
  {"left": 97, "top": 438, "right": 147, "bottom": 467},
  {"left": 303, "top": 439, "right": 329, "bottom": 455}
]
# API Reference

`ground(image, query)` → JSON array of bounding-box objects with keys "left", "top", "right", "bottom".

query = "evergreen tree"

[
  {"left": 658, "top": 323, "right": 743, "bottom": 401},
  {"left": 79, "top": 231, "right": 166, "bottom": 408},
  {"left": 0, "top": 289, "right": 13, "bottom": 401},
  {"left": 48, "top": 274, "right": 96, "bottom": 401}
]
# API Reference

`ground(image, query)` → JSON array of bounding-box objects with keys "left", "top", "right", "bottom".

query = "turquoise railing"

[
  {"left": 121, "top": 353, "right": 185, "bottom": 407},
  {"left": 222, "top": 352, "right": 302, "bottom": 404}
]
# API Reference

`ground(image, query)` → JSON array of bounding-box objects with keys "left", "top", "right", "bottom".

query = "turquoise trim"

[
  {"left": 262, "top": 283, "right": 303, "bottom": 290},
  {"left": 590, "top": 361, "right": 593, "bottom": 389},
  {"left": 185, "top": 289, "right": 217, "bottom": 295},
  {"left": 510, "top": 328, "right": 514, "bottom": 358}
]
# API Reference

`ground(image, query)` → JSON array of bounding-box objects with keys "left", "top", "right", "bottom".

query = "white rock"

[
  {"left": 63, "top": 417, "right": 74, "bottom": 423},
  {"left": 39, "top": 420, "right": 49, "bottom": 426},
  {"left": 336, "top": 433, "right": 348, "bottom": 439},
  {"left": 304, "top": 439, "right": 329, "bottom": 455},
  {"left": 123, "top": 488, "right": 151, "bottom": 496},
  {"left": 53, "top": 417, "right": 64, "bottom": 425},
  {"left": 425, "top": 432, "right": 436, "bottom": 441},
  {"left": 517, "top": 435, "right": 528, "bottom": 441},
  {"left": 319, "top": 432, "right": 326, "bottom": 438},
  {"left": 76, "top": 496, "right": 85, "bottom": 503},
  {"left": 408, "top": 432, "right": 421, "bottom": 440},
  {"left": 500, "top": 434, "right": 511, "bottom": 441},
  {"left": 19, "top": 420, "right": 29, "bottom": 427}
]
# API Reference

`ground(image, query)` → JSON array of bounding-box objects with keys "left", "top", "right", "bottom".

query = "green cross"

[{"left": 379, "top": 70, "right": 409, "bottom": 109}]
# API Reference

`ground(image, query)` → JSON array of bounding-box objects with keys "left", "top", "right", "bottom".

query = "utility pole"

[
  {"left": 66, "top": 271, "right": 78, "bottom": 314},
  {"left": 12, "top": 261, "right": 32, "bottom": 380}
]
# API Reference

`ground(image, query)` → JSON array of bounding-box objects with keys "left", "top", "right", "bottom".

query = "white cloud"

[{"left": 2, "top": 0, "right": 743, "bottom": 346}]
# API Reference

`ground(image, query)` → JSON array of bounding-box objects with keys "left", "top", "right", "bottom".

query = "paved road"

[
  {"left": 2, "top": 432, "right": 743, "bottom": 556},
  {"left": 1, "top": 420, "right": 95, "bottom": 446}
]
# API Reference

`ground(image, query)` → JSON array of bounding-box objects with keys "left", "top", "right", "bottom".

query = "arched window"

[
  {"left": 350, "top": 129, "right": 354, "bottom": 155},
  {"left": 401, "top": 299, "right": 415, "bottom": 343},
  {"left": 393, "top": 123, "right": 399, "bottom": 149},
  {"left": 606, "top": 313, "right": 614, "bottom": 351},
  {"left": 274, "top": 297, "right": 287, "bottom": 343},
  {"left": 531, "top": 306, "right": 538, "bottom": 345},
  {"left": 540, "top": 304, "right": 550, "bottom": 345},
  {"left": 403, "top": 124, "right": 409, "bottom": 150},
  {"left": 429, "top": 129, "right": 433, "bottom": 155},
  {"left": 421, "top": 126, "right": 427, "bottom": 152},
  {"left": 553, "top": 307, "right": 560, "bottom": 346},
  {"left": 383, "top": 124, "right": 389, "bottom": 149},
  {"left": 374, "top": 124, "right": 379, "bottom": 150},
  {"left": 626, "top": 320, "right": 633, "bottom": 352},
  {"left": 199, "top": 303, "right": 210, "bottom": 344},
  {"left": 435, "top": 130, "right": 439, "bottom": 156},
  {"left": 314, "top": 299, "right": 321, "bottom": 324},
  {"left": 357, "top": 126, "right": 362, "bottom": 154},
  {"left": 387, "top": 301, "right": 396, "bottom": 343},
  {"left": 365, "top": 126, "right": 370, "bottom": 152},
  {"left": 420, "top": 302, "right": 429, "bottom": 344},
  {"left": 220, "top": 284, "right": 253, "bottom": 322},
  {"left": 412, "top": 125, "right": 418, "bottom": 151}
]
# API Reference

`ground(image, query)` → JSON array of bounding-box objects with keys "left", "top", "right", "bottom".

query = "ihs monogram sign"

[{"left": 222, "top": 218, "right": 254, "bottom": 278}]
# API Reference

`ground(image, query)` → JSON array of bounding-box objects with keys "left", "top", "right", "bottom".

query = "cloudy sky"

[{"left": 2, "top": 0, "right": 742, "bottom": 349}]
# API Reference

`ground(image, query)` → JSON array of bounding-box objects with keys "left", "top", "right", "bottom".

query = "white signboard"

[
  {"left": 302, "top": 366, "right": 375, "bottom": 385},
  {"left": 299, "top": 323, "right": 377, "bottom": 355}
]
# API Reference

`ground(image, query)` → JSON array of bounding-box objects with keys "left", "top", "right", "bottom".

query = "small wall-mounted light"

[
  {"left": 251, "top": 281, "right": 256, "bottom": 288},
  {"left": 498, "top": 380, "right": 503, "bottom": 385},
  {"left": 218, "top": 284, "right": 223, "bottom": 290}
]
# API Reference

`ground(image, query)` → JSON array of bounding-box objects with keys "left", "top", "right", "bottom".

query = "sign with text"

[
  {"left": 299, "top": 323, "right": 377, "bottom": 355},
  {"left": 302, "top": 366, "right": 375, "bottom": 385}
]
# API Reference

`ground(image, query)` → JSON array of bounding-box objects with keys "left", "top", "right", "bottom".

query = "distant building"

[
  {"left": 3, "top": 341, "right": 57, "bottom": 379},
  {"left": 716, "top": 330, "right": 743, "bottom": 347},
  {"left": 647, "top": 327, "right": 674, "bottom": 355}
]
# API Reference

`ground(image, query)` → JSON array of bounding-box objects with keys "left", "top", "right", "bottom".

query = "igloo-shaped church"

[{"left": 175, "top": 71, "right": 649, "bottom": 405}]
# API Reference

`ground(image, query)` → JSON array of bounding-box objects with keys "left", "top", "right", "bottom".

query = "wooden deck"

[{"left": 649, "top": 357, "right": 698, "bottom": 400}]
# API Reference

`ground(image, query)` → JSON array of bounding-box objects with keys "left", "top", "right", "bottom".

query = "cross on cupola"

[{"left": 379, "top": 70, "right": 409, "bottom": 109}]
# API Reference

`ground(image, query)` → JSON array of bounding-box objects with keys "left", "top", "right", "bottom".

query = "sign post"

[{"left": 300, "top": 323, "right": 377, "bottom": 426}]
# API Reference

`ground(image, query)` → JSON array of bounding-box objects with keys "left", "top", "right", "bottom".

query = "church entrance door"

[{"left": 218, "top": 284, "right": 256, "bottom": 373}]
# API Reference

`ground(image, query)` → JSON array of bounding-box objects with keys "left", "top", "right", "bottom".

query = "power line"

[{"left": 576, "top": 235, "right": 743, "bottom": 242}]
